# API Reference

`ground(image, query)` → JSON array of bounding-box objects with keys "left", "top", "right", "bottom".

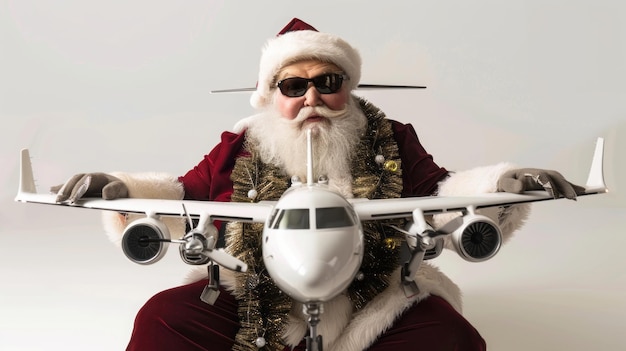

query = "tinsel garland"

[{"left": 225, "top": 96, "right": 406, "bottom": 351}]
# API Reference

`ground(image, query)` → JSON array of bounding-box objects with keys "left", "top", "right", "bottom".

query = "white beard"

[{"left": 246, "top": 97, "right": 367, "bottom": 197}]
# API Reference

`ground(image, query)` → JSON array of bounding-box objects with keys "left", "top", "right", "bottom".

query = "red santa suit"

[
  {"left": 103, "top": 105, "right": 529, "bottom": 350},
  {"left": 100, "top": 18, "right": 530, "bottom": 351}
]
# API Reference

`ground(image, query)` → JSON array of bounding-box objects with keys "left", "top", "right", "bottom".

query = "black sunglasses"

[{"left": 276, "top": 73, "right": 347, "bottom": 97}]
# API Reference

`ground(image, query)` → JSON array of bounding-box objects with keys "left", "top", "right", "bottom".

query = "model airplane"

[{"left": 15, "top": 134, "right": 607, "bottom": 351}]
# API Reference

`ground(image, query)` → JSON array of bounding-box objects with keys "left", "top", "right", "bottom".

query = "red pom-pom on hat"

[{"left": 277, "top": 18, "right": 318, "bottom": 35}]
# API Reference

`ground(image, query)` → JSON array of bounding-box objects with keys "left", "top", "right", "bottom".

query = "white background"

[{"left": 1, "top": 1, "right": 625, "bottom": 350}]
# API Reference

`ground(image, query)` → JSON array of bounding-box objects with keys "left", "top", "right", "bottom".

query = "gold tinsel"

[{"left": 225, "top": 97, "right": 406, "bottom": 350}]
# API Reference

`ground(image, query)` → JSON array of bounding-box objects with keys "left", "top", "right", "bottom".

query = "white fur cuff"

[
  {"left": 432, "top": 162, "right": 531, "bottom": 243},
  {"left": 102, "top": 172, "right": 185, "bottom": 246}
]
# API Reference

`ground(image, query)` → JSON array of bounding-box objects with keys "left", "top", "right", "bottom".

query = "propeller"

[
  {"left": 178, "top": 205, "right": 248, "bottom": 272},
  {"left": 204, "top": 248, "right": 248, "bottom": 272},
  {"left": 210, "top": 84, "right": 426, "bottom": 94},
  {"left": 136, "top": 234, "right": 247, "bottom": 272},
  {"left": 123, "top": 205, "right": 248, "bottom": 272}
]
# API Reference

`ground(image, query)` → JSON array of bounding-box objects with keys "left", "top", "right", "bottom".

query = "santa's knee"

[
  {"left": 426, "top": 296, "right": 486, "bottom": 351},
  {"left": 133, "top": 288, "right": 182, "bottom": 331},
  {"left": 445, "top": 319, "right": 486, "bottom": 351},
  {"left": 393, "top": 295, "right": 486, "bottom": 351}
]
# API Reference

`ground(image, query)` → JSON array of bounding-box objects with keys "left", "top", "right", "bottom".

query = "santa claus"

[{"left": 54, "top": 18, "right": 584, "bottom": 351}]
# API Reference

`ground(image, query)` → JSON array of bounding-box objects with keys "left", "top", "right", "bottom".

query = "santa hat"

[{"left": 250, "top": 18, "right": 362, "bottom": 109}]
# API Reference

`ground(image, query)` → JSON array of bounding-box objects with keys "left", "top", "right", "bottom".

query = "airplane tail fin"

[
  {"left": 16, "top": 149, "right": 37, "bottom": 199},
  {"left": 584, "top": 137, "right": 608, "bottom": 194}
]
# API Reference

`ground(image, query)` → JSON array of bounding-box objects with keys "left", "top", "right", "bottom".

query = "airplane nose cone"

[
  {"left": 263, "top": 227, "right": 363, "bottom": 302},
  {"left": 297, "top": 260, "right": 335, "bottom": 288},
  {"left": 276, "top": 257, "right": 360, "bottom": 302}
]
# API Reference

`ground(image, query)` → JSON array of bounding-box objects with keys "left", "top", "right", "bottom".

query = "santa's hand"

[
  {"left": 497, "top": 168, "right": 586, "bottom": 200},
  {"left": 51, "top": 173, "right": 129, "bottom": 203}
]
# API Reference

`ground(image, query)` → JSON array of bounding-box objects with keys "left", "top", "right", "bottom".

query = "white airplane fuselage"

[{"left": 262, "top": 184, "right": 364, "bottom": 303}]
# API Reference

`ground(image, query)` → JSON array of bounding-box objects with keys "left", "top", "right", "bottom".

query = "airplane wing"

[
  {"left": 351, "top": 137, "right": 608, "bottom": 221},
  {"left": 16, "top": 137, "right": 607, "bottom": 222},
  {"left": 14, "top": 137, "right": 607, "bottom": 272},
  {"left": 15, "top": 149, "right": 275, "bottom": 223}
]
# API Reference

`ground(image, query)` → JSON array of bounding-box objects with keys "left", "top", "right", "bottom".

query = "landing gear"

[{"left": 304, "top": 302, "right": 324, "bottom": 351}]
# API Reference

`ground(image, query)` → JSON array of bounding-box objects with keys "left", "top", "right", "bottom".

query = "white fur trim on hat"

[{"left": 250, "top": 30, "right": 362, "bottom": 109}]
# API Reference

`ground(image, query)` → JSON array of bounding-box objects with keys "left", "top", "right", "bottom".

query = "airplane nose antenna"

[{"left": 306, "top": 128, "right": 314, "bottom": 186}]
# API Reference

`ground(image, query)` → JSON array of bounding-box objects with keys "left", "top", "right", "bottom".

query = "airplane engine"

[
  {"left": 121, "top": 217, "right": 170, "bottom": 265},
  {"left": 450, "top": 214, "right": 502, "bottom": 262},
  {"left": 178, "top": 231, "right": 211, "bottom": 265}
]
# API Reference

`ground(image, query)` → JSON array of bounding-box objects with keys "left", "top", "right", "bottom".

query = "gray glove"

[
  {"left": 51, "top": 173, "right": 129, "bottom": 203},
  {"left": 497, "top": 168, "right": 586, "bottom": 200}
]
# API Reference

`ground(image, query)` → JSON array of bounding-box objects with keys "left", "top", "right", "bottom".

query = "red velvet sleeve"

[
  {"left": 178, "top": 131, "right": 247, "bottom": 202},
  {"left": 391, "top": 120, "right": 449, "bottom": 197}
]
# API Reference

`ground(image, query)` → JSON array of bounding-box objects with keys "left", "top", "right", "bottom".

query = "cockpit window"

[
  {"left": 316, "top": 207, "right": 354, "bottom": 229},
  {"left": 272, "top": 209, "right": 310, "bottom": 230},
  {"left": 268, "top": 208, "right": 280, "bottom": 228}
]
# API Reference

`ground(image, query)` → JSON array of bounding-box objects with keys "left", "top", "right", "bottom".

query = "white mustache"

[{"left": 293, "top": 104, "right": 349, "bottom": 123}]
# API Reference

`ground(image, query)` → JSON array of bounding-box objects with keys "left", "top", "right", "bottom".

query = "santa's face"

[
  {"left": 247, "top": 59, "right": 366, "bottom": 196},
  {"left": 273, "top": 59, "right": 350, "bottom": 127}
]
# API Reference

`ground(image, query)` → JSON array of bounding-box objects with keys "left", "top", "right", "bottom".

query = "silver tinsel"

[{"left": 224, "top": 96, "right": 406, "bottom": 350}]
